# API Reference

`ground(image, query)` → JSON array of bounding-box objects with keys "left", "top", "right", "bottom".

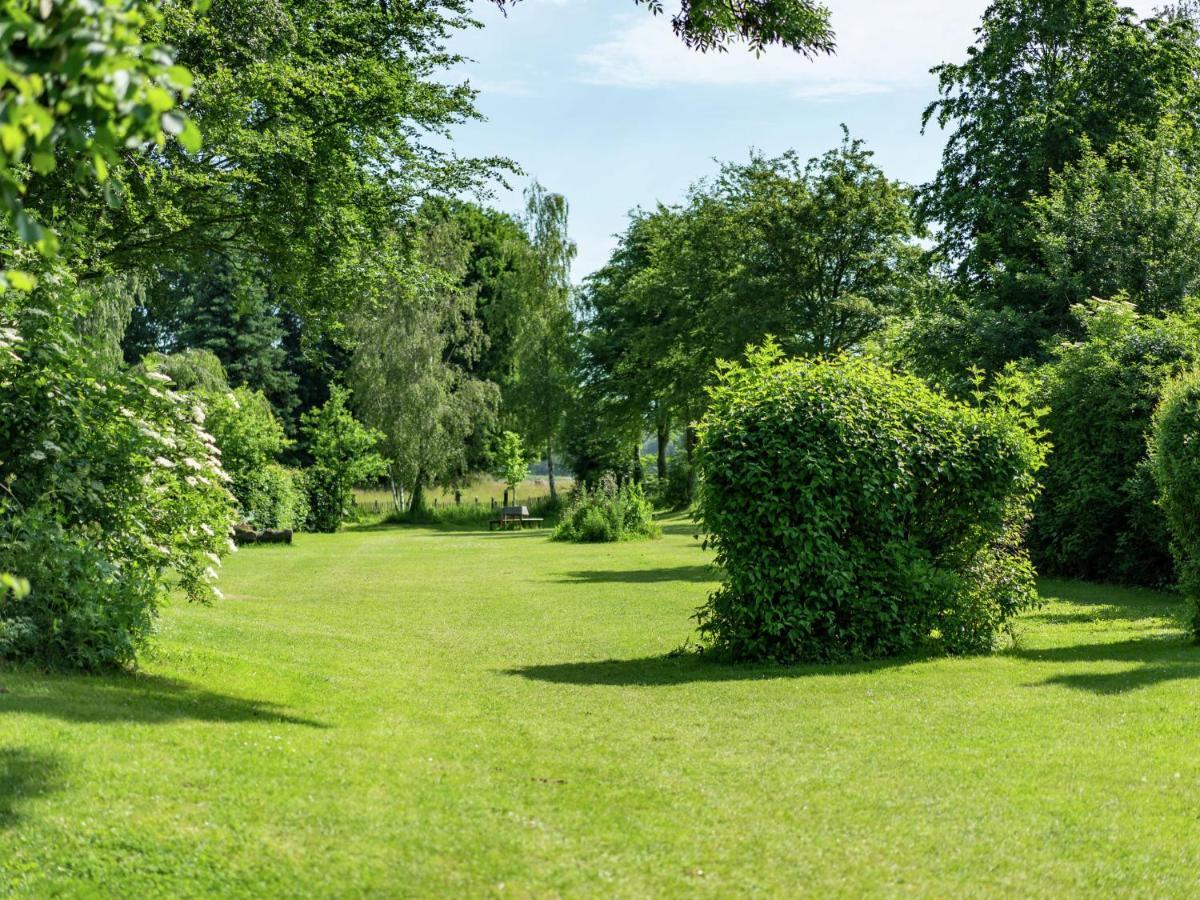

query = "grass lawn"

[{"left": 3, "top": 516, "right": 1200, "bottom": 896}]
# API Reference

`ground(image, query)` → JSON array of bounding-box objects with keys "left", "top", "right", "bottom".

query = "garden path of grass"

[{"left": 3, "top": 516, "right": 1200, "bottom": 897}]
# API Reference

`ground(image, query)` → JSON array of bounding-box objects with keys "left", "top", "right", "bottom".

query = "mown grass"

[{"left": 3, "top": 517, "right": 1200, "bottom": 896}]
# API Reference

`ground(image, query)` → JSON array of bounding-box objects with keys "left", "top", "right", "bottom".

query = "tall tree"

[
  {"left": 580, "top": 206, "right": 683, "bottom": 481},
  {"left": 18, "top": 0, "right": 501, "bottom": 331},
  {"left": 504, "top": 182, "right": 577, "bottom": 501},
  {"left": 349, "top": 223, "right": 498, "bottom": 514},
  {"left": 579, "top": 137, "right": 922, "bottom": 498},
  {"left": 419, "top": 199, "right": 538, "bottom": 391},
  {"left": 921, "top": 0, "right": 1200, "bottom": 358},
  {"left": 123, "top": 256, "right": 300, "bottom": 424},
  {"left": 1025, "top": 127, "right": 1200, "bottom": 321}
]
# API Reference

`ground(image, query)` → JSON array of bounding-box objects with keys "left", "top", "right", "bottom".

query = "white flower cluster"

[{"left": 0, "top": 326, "right": 20, "bottom": 363}]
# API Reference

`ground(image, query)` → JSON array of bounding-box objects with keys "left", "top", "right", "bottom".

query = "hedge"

[{"left": 694, "top": 343, "right": 1046, "bottom": 663}]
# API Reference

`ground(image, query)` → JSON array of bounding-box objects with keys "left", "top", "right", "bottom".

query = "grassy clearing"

[{"left": 3, "top": 517, "right": 1200, "bottom": 896}]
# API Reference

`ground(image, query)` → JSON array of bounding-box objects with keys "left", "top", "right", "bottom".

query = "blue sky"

[{"left": 445, "top": 0, "right": 1160, "bottom": 278}]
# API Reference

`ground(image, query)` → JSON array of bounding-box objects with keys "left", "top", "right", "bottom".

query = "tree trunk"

[
  {"left": 547, "top": 437, "right": 557, "bottom": 502},
  {"left": 387, "top": 465, "right": 403, "bottom": 514},
  {"left": 685, "top": 423, "right": 698, "bottom": 503},
  {"left": 632, "top": 443, "right": 644, "bottom": 484},
  {"left": 656, "top": 416, "right": 670, "bottom": 481},
  {"left": 408, "top": 474, "right": 425, "bottom": 515}
]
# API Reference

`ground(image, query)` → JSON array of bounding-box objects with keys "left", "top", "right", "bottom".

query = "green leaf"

[
  {"left": 30, "top": 151, "right": 55, "bottom": 174},
  {"left": 6, "top": 270, "right": 35, "bottom": 291},
  {"left": 179, "top": 118, "right": 202, "bottom": 153}
]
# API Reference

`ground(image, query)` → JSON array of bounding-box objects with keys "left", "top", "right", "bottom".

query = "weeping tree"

[
  {"left": 503, "top": 182, "right": 577, "bottom": 502},
  {"left": 350, "top": 223, "right": 498, "bottom": 515}
]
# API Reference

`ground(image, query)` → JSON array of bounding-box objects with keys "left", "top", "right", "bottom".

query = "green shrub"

[
  {"left": 553, "top": 475, "right": 660, "bottom": 543},
  {"left": 1029, "top": 300, "right": 1200, "bottom": 586},
  {"left": 1149, "top": 369, "right": 1200, "bottom": 638},
  {"left": 203, "top": 385, "right": 291, "bottom": 526},
  {"left": 141, "top": 349, "right": 229, "bottom": 393},
  {"left": 242, "top": 464, "right": 307, "bottom": 531},
  {"left": 302, "top": 466, "right": 344, "bottom": 533},
  {"left": 695, "top": 343, "right": 1046, "bottom": 664},
  {"left": 0, "top": 301, "right": 235, "bottom": 670},
  {"left": 300, "top": 386, "right": 386, "bottom": 533}
]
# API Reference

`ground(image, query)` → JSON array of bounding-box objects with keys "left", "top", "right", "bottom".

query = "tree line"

[{"left": 7, "top": 0, "right": 1200, "bottom": 668}]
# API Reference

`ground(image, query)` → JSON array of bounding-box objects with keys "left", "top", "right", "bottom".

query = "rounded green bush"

[
  {"left": 695, "top": 344, "right": 1046, "bottom": 663},
  {"left": 1149, "top": 369, "right": 1200, "bottom": 638}
]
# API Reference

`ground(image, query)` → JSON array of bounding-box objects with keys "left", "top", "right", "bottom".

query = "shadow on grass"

[
  {"left": 1016, "top": 579, "right": 1199, "bottom": 694},
  {"left": 554, "top": 564, "right": 717, "bottom": 585},
  {"left": 1014, "top": 636, "right": 1200, "bottom": 695},
  {"left": 0, "top": 672, "right": 326, "bottom": 728},
  {"left": 0, "top": 748, "right": 61, "bottom": 829},
  {"left": 506, "top": 652, "right": 914, "bottom": 687},
  {"left": 512, "top": 579, "right": 1200, "bottom": 692}
]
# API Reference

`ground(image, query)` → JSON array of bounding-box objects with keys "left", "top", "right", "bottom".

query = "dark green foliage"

[
  {"left": 202, "top": 385, "right": 291, "bottom": 526},
  {"left": 301, "top": 466, "right": 346, "bottom": 534},
  {"left": 554, "top": 476, "right": 660, "bottom": 543},
  {"left": 419, "top": 200, "right": 534, "bottom": 389},
  {"left": 1149, "top": 369, "right": 1200, "bottom": 637},
  {"left": 921, "top": 0, "right": 1200, "bottom": 359},
  {"left": 695, "top": 343, "right": 1046, "bottom": 663},
  {"left": 126, "top": 259, "right": 301, "bottom": 424},
  {"left": 664, "top": 459, "right": 692, "bottom": 510},
  {"left": 1029, "top": 301, "right": 1200, "bottom": 585},
  {"left": 561, "top": 391, "right": 642, "bottom": 489}
]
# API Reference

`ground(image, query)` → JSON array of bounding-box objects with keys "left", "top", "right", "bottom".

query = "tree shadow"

[
  {"left": 505, "top": 651, "right": 918, "bottom": 687},
  {"left": 1013, "top": 636, "right": 1200, "bottom": 695},
  {"left": 0, "top": 671, "right": 326, "bottom": 728},
  {"left": 510, "top": 580, "right": 1199, "bottom": 691},
  {"left": 553, "top": 565, "right": 717, "bottom": 585},
  {"left": 0, "top": 748, "right": 61, "bottom": 829}
]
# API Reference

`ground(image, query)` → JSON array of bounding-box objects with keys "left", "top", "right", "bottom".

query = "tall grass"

[
  {"left": 353, "top": 477, "right": 572, "bottom": 520},
  {"left": 383, "top": 493, "right": 563, "bottom": 530}
]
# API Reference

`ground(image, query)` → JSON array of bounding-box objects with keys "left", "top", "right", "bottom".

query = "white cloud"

[{"left": 579, "top": 0, "right": 1164, "bottom": 97}]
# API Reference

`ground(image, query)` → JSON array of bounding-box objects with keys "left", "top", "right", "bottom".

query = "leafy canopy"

[{"left": 490, "top": 0, "right": 835, "bottom": 55}]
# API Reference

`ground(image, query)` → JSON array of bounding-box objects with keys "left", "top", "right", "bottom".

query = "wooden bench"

[{"left": 489, "top": 505, "right": 545, "bottom": 530}]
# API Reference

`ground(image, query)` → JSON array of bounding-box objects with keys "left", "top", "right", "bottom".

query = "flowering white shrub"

[{"left": 0, "top": 301, "right": 236, "bottom": 669}]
